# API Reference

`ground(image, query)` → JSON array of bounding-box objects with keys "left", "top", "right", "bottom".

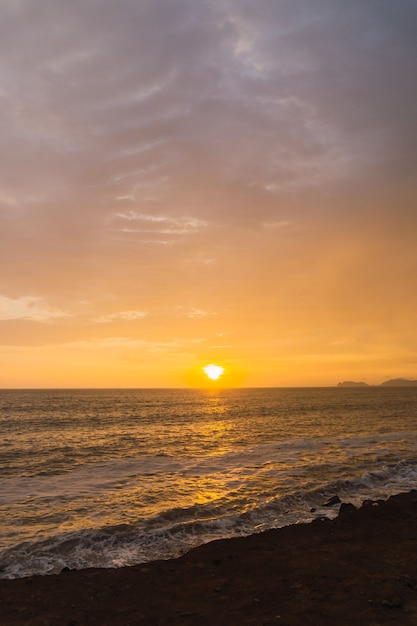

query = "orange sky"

[{"left": 1, "top": 1, "right": 416, "bottom": 388}]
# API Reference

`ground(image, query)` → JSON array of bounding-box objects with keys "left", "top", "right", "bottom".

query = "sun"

[{"left": 203, "top": 364, "right": 225, "bottom": 381}]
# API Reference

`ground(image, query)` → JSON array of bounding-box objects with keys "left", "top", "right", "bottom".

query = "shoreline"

[{"left": 1, "top": 491, "right": 417, "bottom": 624}]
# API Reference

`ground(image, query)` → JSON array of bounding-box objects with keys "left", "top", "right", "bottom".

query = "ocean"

[{"left": 1, "top": 387, "right": 417, "bottom": 579}]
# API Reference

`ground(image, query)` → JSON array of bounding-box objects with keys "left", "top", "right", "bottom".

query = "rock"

[
  {"left": 323, "top": 495, "right": 341, "bottom": 507},
  {"left": 362, "top": 499, "right": 378, "bottom": 507},
  {"left": 400, "top": 574, "right": 417, "bottom": 589},
  {"left": 382, "top": 596, "right": 403, "bottom": 608},
  {"left": 180, "top": 611, "right": 202, "bottom": 617},
  {"left": 339, "top": 502, "right": 356, "bottom": 515},
  {"left": 362, "top": 498, "right": 384, "bottom": 508}
]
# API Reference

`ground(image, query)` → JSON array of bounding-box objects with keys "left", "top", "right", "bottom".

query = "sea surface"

[{"left": 1, "top": 387, "right": 417, "bottom": 579}]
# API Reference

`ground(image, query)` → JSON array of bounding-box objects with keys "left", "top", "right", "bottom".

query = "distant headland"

[{"left": 337, "top": 379, "right": 417, "bottom": 387}]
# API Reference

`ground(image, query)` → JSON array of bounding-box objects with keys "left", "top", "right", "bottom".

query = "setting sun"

[{"left": 203, "top": 364, "right": 225, "bottom": 381}]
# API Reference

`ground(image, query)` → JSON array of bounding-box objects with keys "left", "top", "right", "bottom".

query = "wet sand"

[{"left": 1, "top": 491, "right": 417, "bottom": 625}]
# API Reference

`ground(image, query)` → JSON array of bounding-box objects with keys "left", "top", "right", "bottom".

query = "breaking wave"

[{"left": 2, "top": 458, "right": 417, "bottom": 579}]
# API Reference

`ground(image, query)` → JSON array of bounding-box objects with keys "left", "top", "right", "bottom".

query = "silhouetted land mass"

[
  {"left": 338, "top": 379, "right": 417, "bottom": 387},
  {"left": 381, "top": 378, "right": 417, "bottom": 387},
  {"left": 1, "top": 492, "right": 417, "bottom": 625},
  {"left": 337, "top": 381, "right": 369, "bottom": 387}
]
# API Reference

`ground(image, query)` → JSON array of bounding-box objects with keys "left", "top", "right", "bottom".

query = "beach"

[{"left": 1, "top": 490, "right": 417, "bottom": 625}]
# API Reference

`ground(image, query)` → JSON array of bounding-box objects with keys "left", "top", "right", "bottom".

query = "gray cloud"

[{"left": 2, "top": 1, "right": 414, "bottom": 211}]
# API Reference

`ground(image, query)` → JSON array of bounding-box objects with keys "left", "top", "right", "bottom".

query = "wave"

[
  {"left": 2, "top": 458, "right": 417, "bottom": 580},
  {"left": 3, "top": 429, "right": 415, "bottom": 496}
]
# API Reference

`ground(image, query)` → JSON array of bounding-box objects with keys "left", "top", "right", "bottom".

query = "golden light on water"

[{"left": 203, "top": 364, "right": 225, "bottom": 381}]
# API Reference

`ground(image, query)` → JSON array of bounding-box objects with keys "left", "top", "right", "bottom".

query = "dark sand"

[{"left": 1, "top": 491, "right": 417, "bottom": 625}]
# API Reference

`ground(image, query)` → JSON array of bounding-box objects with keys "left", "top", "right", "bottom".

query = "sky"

[{"left": 1, "top": 0, "right": 417, "bottom": 388}]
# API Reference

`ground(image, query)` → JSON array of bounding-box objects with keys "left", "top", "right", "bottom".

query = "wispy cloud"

[
  {"left": 93, "top": 310, "right": 147, "bottom": 324},
  {"left": 176, "top": 306, "right": 217, "bottom": 319},
  {"left": 52, "top": 336, "right": 204, "bottom": 353},
  {"left": 0, "top": 296, "right": 68, "bottom": 322},
  {"left": 112, "top": 212, "right": 208, "bottom": 235}
]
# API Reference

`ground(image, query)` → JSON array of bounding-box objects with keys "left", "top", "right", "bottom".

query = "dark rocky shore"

[{"left": 1, "top": 491, "right": 417, "bottom": 625}]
